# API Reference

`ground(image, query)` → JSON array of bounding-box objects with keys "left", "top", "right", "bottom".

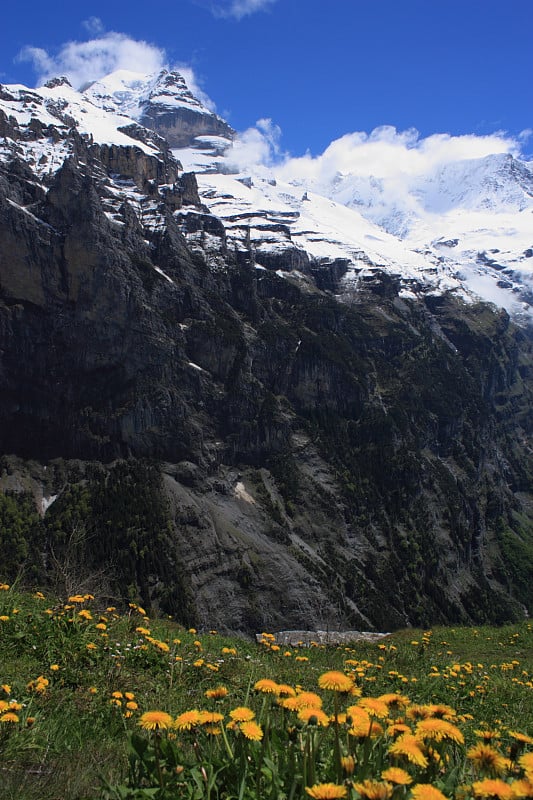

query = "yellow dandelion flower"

[
  {"left": 277, "top": 683, "right": 296, "bottom": 697},
  {"left": 86, "top": 642, "right": 97, "bottom": 650},
  {"left": 357, "top": 697, "right": 389, "bottom": 718},
  {"left": 406, "top": 704, "right": 434, "bottom": 720},
  {"left": 174, "top": 710, "right": 201, "bottom": 730},
  {"left": 8, "top": 702, "right": 22, "bottom": 711},
  {"left": 509, "top": 732, "right": 533, "bottom": 746},
  {"left": 254, "top": 678, "right": 279, "bottom": 694},
  {"left": 1, "top": 685, "right": 11, "bottom": 694},
  {"left": 349, "top": 719, "right": 383, "bottom": 738},
  {"left": 198, "top": 711, "right": 224, "bottom": 725},
  {"left": 281, "top": 697, "right": 303, "bottom": 711},
  {"left": 205, "top": 686, "right": 228, "bottom": 700},
  {"left": 126, "top": 701, "right": 138, "bottom": 710},
  {"left": 468, "top": 744, "right": 509, "bottom": 775},
  {"left": 341, "top": 755, "right": 356, "bottom": 775},
  {"left": 27, "top": 676, "right": 49, "bottom": 694},
  {"left": 416, "top": 718, "right": 464, "bottom": 744},
  {"left": 112, "top": 691, "right": 123, "bottom": 699},
  {"left": 427, "top": 703, "right": 457, "bottom": 718},
  {"left": 50, "top": 664, "right": 60, "bottom": 672},
  {"left": 298, "top": 707, "right": 330, "bottom": 727},
  {"left": 318, "top": 671, "right": 354, "bottom": 692},
  {"left": 387, "top": 723, "right": 411, "bottom": 737},
  {"left": 378, "top": 693, "right": 410, "bottom": 709},
  {"left": 333, "top": 712, "right": 348, "bottom": 725},
  {"left": 294, "top": 691, "right": 323, "bottom": 709},
  {"left": 229, "top": 707, "right": 255, "bottom": 722},
  {"left": 0, "top": 701, "right": 8, "bottom": 712},
  {"left": 138, "top": 711, "right": 173, "bottom": 731},
  {"left": 475, "top": 730, "right": 502, "bottom": 742},
  {"left": 89, "top": 687, "right": 98, "bottom": 695},
  {"left": 124, "top": 692, "right": 135, "bottom": 700},
  {"left": 95, "top": 622, "right": 107, "bottom": 630},
  {"left": 352, "top": 779, "right": 393, "bottom": 800},
  {"left": 0, "top": 712, "right": 19, "bottom": 724},
  {"left": 305, "top": 782, "right": 348, "bottom": 799},
  {"left": 519, "top": 753, "right": 533, "bottom": 777},
  {"left": 68, "top": 595, "right": 85, "bottom": 603},
  {"left": 381, "top": 768, "right": 412, "bottom": 785},
  {"left": 510, "top": 779, "right": 533, "bottom": 798},
  {"left": 472, "top": 779, "right": 514, "bottom": 799},
  {"left": 410, "top": 785, "right": 449, "bottom": 800},
  {"left": 240, "top": 720, "right": 263, "bottom": 741},
  {"left": 388, "top": 733, "right": 428, "bottom": 768}
]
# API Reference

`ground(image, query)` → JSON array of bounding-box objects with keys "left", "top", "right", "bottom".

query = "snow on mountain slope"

[
  {"left": 0, "top": 76, "right": 163, "bottom": 186},
  {"left": 83, "top": 69, "right": 212, "bottom": 120},
  {"left": 1, "top": 68, "right": 532, "bottom": 320},
  {"left": 174, "top": 132, "right": 533, "bottom": 318}
]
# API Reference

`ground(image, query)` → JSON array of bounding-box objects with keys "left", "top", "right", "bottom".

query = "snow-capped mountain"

[
  {"left": 174, "top": 124, "right": 533, "bottom": 321},
  {"left": 2, "top": 67, "right": 533, "bottom": 632},
  {"left": 1, "top": 67, "right": 532, "bottom": 321}
]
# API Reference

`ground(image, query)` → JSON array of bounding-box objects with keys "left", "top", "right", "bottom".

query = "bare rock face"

[{"left": 139, "top": 71, "right": 235, "bottom": 148}]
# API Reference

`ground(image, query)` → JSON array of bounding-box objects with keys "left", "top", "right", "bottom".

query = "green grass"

[{"left": 1, "top": 585, "right": 532, "bottom": 799}]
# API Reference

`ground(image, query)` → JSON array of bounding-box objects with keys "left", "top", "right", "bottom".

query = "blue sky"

[{"left": 0, "top": 0, "right": 532, "bottom": 158}]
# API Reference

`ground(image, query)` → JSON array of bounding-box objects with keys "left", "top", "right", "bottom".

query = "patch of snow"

[
  {"left": 41, "top": 495, "right": 58, "bottom": 514},
  {"left": 234, "top": 481, "right": 256, "bottom": 504}
]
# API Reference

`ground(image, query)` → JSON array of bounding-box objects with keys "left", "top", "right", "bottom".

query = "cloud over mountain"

[{"left": 18, "top": 31, "right": 166, "bottom": 90}]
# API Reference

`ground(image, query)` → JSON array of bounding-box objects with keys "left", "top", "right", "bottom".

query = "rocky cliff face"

[{"left": 0, "top": 72, "right": 532, "bottom": 634}]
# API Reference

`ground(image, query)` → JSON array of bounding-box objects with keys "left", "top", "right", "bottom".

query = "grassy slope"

[{"left": 1, "top": 585, "right": 532, "bottom": 799}]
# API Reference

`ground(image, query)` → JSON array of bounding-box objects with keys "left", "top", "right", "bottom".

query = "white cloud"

[
  {"left": 225, "top": 118, "right": 283, "bottom": 170},
  {"left": 18, "top": 32, "right": 166, "bottom": 89},
  {"left": 210, "top": 0, "right": 278, "bottom": 20},
  {"left": 16, "top": 29, "right": 216, "bottom": 110},
  {"left": 82, "top": 17, "right": 105, "bottom": 36},
  {"left": 271, "top": 126, "right": 525, "bottom": 231},
  {"left": 278, "top": 127, "right": 521, "bottom": 187}
]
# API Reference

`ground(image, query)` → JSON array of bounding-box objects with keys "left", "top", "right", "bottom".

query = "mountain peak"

[
  {"left": 43, "top": 76, "right": 73, "bottom": 90},
  {"left": 83, "top": 68, "right": 235, "bottom": 148}
]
